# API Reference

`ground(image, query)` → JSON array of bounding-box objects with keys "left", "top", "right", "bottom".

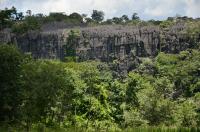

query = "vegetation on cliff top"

[{"left": 1, "top": 7, "right": 200, "bottom": 34}]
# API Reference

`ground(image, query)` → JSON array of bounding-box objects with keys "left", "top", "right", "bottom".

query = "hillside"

[{"left": 0, "top": 7, "right": 200, "bottom": 132}]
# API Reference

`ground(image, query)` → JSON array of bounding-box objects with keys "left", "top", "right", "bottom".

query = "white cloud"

[
  {"left": 143, "top": 0, "right": 183, "bottom": 17},
  {"left": 185, "top": 0, "right": 200, "bottom": 18},
  {"left": 0, "top": 0, "right": 5, "bottom": 3},
  {"left": 1, "top": 0, "right": 131, "bottom": 18}
]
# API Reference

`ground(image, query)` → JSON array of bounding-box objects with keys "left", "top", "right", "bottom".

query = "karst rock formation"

[{"left": 0, "top": 23, "right": 199, "bottom": 72}]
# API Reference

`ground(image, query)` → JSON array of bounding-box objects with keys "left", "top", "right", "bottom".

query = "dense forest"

[
  {"left": 1, "top": 44, "right": 200, "bottom": 131},
  {"left": 0, "top": 7, "right": 200, "bottom": 132}
]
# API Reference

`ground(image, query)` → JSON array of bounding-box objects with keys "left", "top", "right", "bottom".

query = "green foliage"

[
  {"left": 123, "top": 109, "right": 148, "bottom": 127},
  {"left": 136, "top": 58, "right": 157, "bottom": 75},
  {"left": 108, "top": 80, "right": 126, "bottom": 124},
  {"left": 121, "top": 15, "right": 129, "bottom": 22},
  {"left": 0, "top": 7, "right": 84, "bottom": 33},
  {"left": 69, "top": 13, "right": 83, "bottom": 22},
  {"left": 180, "top": 21, "right": 200, "bottom": 48},
  {"left": 173, "top": 99, "right": 198, "bottom": 127},
  {"left": 127, "top": 20, "right": 141, "bottom": 26},
  {"left": 49, "top": 13, "right": 68, "bottom": 21},
  {"left": 156, "top": 52, "right": 179, "bottom": 65},
  {"left": 91, "top": 10, "right": 104, "bottom": 23},
  {"left": 132, "top": 13, "right": 140, "bottom": 20},
  {"left": 1, "top": 44, "right": 200, "bottom": 131},
  {"left": 159, "top": 20, "right": 174, "bottom": 29},
  {"left": 184, "top": 21, "right": 200, "bottom": 35},
  {"left": 155, "top": 50, "right": 200, "bottom": 97},
  {"left": 148, "top": 19, "right": 162, "bottom": 25},
  {"left": 0, "top": 7, "right": 17, "bottom": 29},
  {"left": 1, "top": 6, "right": 200, "bottom": 132},
  {"left": 21, "top": 60, "right": 82, "bottom": 129},
  {"left": 65, "top": 29, "right": 80, "bottom": 58},
  {"left": 12, "top": 16, "right": 41, "bottom": 34},
  {"left": 126, "top": 73, "right": 148, "bottom": 107},
  {"left": 112, "top": 17, "right": 123, "bottom": 24},
  {"left": 0, "top": 44, "right": 27, "bottom": 123},
  {"left": 154, "top": 77, "right": 174, "bottom": 98},
  {"left": 125, "top": 127, "right": 200, "bottom": 132},
  {"left": 64, "top": 56, "right": 78, "bottom": 62},
  {"left": 44, "top": 12, "right": 83, "bottom": 25}
]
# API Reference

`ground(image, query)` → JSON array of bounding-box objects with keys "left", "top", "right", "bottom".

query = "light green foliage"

[
  {"left": 156, "top": 52, "right": 179, "bottom": 65},
  {"left": 159, "top": 20, "right": 175, "bottom": 29},
  {"left": 130, "top": 50, "right": 200, "bottom": 126},
  {"left": 183, "top": 21, "right": 200, "bottom": 36},
  {"left": 133, "top": 77, "right": 175, "bottom": 126},
  {"left": 126, "top": 73, "right": 149, "bottom": 107},
  {"left": 127, "top": 20, "right": 141, "bottom": 26},
  {"left": 155, "top": 50, "right": 200, "bottom": 97},
  {"left": 62, "top": 61, "right": 117, "bottom": 130},
  {"left": 173, "top": 99, "right": 198, "bottom": 127},
  {"left": 108, "top": 80, "right": 126, "bottom": 124},
  {"left": 123, "top": 109, "right": 148, "bottom": 127}
]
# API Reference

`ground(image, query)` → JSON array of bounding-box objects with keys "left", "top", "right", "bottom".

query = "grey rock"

[{"left": 0, "top": 24, "right": 199, "bottom": 73}]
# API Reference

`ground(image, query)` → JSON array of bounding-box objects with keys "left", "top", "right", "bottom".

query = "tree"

[
  {"left": 21, "top": 60, "right": 81, "bottom": 129},
  {"left": 91, "top": 10, "right": 104, "bottom": 23},
  {"left": 85, "top": 17, "right": 95, "bottom": 23},
  {"left": 69, "top": 12, "right": 83, "bottom": 22},
  {"left": 104, "top": 19, "right": 113, "bottom": 24},
  {"left": 0, "top": 7, "right": 17, "bottom": 29},
  {"left": 125, "top": 73, "right": 147, "bottom": 108},
  {"left": 108, "top": 80, "right": 126, "bottom": 124},
  {"left": 121, "top": 15, "right": 129, "bottom": 22},
  {"left": 132, "top": 13, "right": 140, "bottom": 20},
  {"left": 49, "top": 12, "right": 68, "bottom": 21},
  {"left": 15, "top": 12, "right": 24, "bottom": 20},
  {"left": 173, "top": 99, "right": 198, "bottom": 127},
  {"left": 12, "top": 16, "right": 41, "bottom": 34},
  {"left": 112, "top": 17, "right": 123, "bottom": 24},
  {"left": 0, "top": 44, "right": 25, "bottom": 123}
]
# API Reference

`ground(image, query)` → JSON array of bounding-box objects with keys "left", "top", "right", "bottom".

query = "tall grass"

[
  {"left": 1, "top": 125, "right": 200, "bottom": 132},
  {"left": 125, "top": 127, "right": 200, "bottom": 132}
]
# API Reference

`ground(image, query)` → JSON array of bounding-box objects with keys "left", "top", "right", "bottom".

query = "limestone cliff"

[{"left": 0, "top": 24, "right": 199, "bottom": 72}]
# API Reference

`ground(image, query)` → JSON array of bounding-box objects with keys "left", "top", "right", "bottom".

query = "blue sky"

[{"left": 0, "top": 0, "right": 200, "bottom": 20}]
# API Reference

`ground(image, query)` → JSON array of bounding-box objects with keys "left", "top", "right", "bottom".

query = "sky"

[{"left": 0, "top": 0, "right": 200, "bottom": 20}]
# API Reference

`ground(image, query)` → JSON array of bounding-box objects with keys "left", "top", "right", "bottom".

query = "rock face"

[
  {"left": 0, "top": 24, "right": 199, "bottom": 72},
  {"left": 76, "top": 26, "right": 160, "bottom": 62},
  {"left": 0, "top": 30, "right": 66, "bottom": 59}
]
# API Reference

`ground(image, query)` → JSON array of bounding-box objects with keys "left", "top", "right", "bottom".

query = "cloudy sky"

[{"left": 0, "top": 0, "right": 200, "bottom": 20}]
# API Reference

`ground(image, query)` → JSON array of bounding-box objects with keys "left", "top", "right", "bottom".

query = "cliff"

[{"left": 0, "top": 23, "right": 199, "bottom": 73}]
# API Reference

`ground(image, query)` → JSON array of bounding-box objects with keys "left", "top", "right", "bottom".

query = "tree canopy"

[
  {"left": 0, "top": 44, "right": 200, "bottom": 131},
  {"left": 91, "top": 10, "right": 105, "bottom": 23}
]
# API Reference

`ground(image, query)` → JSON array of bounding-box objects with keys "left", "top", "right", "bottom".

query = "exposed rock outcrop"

[{"left": 0, "top": 24, "right": 199, "bottom": 73}]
